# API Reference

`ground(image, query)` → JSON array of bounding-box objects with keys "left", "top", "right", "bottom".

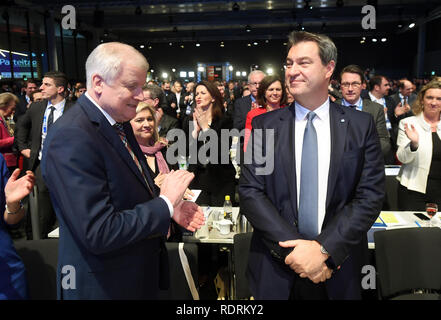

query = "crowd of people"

[{"left": 0, "top": 30, "right": 440, "bottom": 300}]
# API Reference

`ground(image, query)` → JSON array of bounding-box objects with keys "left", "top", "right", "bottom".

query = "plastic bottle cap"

[{"left": 225, "top": 195, "right": 230, "bottom": 201}]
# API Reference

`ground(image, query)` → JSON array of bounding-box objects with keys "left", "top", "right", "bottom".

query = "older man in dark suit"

[
  {"left": 15, "top": 71, "right": 74, "bottom": 239},
  {"left": 239, "top": 31, "right": 384, "bottom": 300},
  {"left": 41, "top": 42, "right": 204, "bottom": 299},
  {"left": 233, "top": 70, "right": 266, "bottom": 131}
]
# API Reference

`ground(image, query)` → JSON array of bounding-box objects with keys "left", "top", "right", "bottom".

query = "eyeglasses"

[
  {"left": 249, "top": 82, "right": 261, "bottom": 87},
  {"left": 341, "top": 82, "right": 362, "bottom": 89}
]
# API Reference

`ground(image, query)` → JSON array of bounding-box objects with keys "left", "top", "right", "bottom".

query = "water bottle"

[{"left": 223, "top": 195, "right": 233, "bottom": 222}]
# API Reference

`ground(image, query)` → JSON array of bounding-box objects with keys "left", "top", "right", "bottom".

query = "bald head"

[{"left": 399, "top": 80, "right": 413, "bottom": 97}]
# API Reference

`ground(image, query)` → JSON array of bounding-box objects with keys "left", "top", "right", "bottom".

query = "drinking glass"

[{"left": 425, "top": 203, "right": 438, "bottom": 227}]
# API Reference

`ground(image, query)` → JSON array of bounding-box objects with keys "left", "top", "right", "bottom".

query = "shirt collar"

[
  {"left": 368, "top": 92, "right": 383, "bottom": 104},
  {"left": 295, "top": 98, "right": 330, "bottom": 122},
  {"left": 85, "top": 92, "right": 116, "bottom": 126},
  {"left": 342, "top": 97, "right": 362, "bottom": 108},
  {"left": 47, "top": 99, "right": 66, "bottom": 111}
]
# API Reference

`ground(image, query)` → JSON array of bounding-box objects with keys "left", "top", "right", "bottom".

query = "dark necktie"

[
  {"left": 349, "top": 105, "right": 357, "bottom": 109},
  {"left": 113, "top": 122, "right": 154, "bottom": 196},
  {"left": 298, "top": 111, "right": 318, "bottom": 239},
  {"left": 47, "top": 106, "right": 55, "bottom": 131}
]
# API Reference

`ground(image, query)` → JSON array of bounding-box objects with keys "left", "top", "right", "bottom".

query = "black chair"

[
  {"left": 233, "top": 232, "right": 252, "bottom": 299},
  {"left": 374, "top": 227, "right": 441, "bottom": 300},
  {"left": 159, "top": 242, "right": 199, "bottom": 300},
  {"left": 14, "top": 239, "right": 59, "bottom": 300}
]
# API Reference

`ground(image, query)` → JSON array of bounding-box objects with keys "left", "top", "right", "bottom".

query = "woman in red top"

[
  {"left": 0, "top": 93, "right": 19, "bottom": 173},
  {"left": 244, "top": 75, "right": 288, "bottom": 152}
]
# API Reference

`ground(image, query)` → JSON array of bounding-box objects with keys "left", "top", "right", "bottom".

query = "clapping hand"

[
  {"left": 160, "top": 170, "right": 194, "bottom": 207},
  {"left": 395, "top": 102, "right": 410, "bottom": 117},
  {"left": 193, "top": 106, "right": 210, "bottom": 131},
  {"left": 172, "top": 200, "right": 205, "bottom": 232},
  {"left": 5, "top": 169, "right": 35, "bottom": 205},
  {"left": 403, "top": 123, "right": 419, "bottom": 149}
]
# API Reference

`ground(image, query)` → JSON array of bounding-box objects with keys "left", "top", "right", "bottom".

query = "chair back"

[
  {"left": 158, "top": 242, "right": 199, "bottom": 300},
  {"left": 14, "top": 239, "right": 59, "bottom": 300},
  {"left": 233, "top": 232, "right": 253, "bottom": 299},
  {"left": 374, "top": 227, "right": 441, "bottom": 299}
]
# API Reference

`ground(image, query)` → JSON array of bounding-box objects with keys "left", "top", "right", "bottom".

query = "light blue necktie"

[{"left": 298, "top": 111, "right": 318, "bottom": 239}]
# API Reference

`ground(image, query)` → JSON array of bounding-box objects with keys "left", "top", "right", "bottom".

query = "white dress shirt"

[
  {"left": 39, "top": 99, "right": 66, "bottom": 160},
  {"left": 84, "top": 92, "right": 174, "bottom": 217},
  {"left": 295, "top": 100, "right": 331, "bottom": 234}
]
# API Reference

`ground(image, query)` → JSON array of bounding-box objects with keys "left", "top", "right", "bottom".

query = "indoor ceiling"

[{"left": 7, "top": 0, "right": 441, "bottom": 46}]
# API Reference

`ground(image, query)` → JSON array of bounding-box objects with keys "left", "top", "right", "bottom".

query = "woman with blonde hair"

[
  {"left": 130, "top": 102, "right": 193, "bottom": 199},
  {"left": 131, "top": 102, "right": 170, "bottom": 185},
  {"left": 396, "top": 80, "right": 441, "bottom": 210},
  {"left": 0, "top": 93, "right": 19, "bottom": 172}
]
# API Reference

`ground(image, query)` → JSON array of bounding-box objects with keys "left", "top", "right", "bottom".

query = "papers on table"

[
  {"left": 374, "top": 211, "right": 417, "bottom": 229},
  {"left": 384, "top": 165, "right": 401, "bottom": 176},
  {"left": 187, "top": 189, "right": 201, "bottom": 202}
]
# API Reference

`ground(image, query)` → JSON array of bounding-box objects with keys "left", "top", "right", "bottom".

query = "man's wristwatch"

[
  {"left": 5, "top": 202, "right": 23, "bottom": 215},
  {"left": 321, "top": 245, "right": 338, "bottom": 271},
  {"left": 320, "top": 245, "right": 329, "bottom": 256}
]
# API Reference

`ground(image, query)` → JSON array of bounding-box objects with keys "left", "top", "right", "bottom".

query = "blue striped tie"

[{"left": 298, "top": 111, "right": 318, "bottom": 239}]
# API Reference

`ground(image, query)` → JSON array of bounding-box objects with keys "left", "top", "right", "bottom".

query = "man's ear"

[
  {"left": 154, "top": 98, "right": 160, "bottom": 108},
  {"left": 326, "top": 60, "right": 336, "bottom": 80},
  {"left": 91, "top": 74, "right": 104, "bottom": 95}
]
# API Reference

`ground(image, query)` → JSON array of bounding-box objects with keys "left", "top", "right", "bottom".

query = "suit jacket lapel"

[
  {"left": 78, "top": 96, "right": 154, "bottom": 193},
  {"left": 36, "top": 101, "right": 47, "bottom": 145},
  {"left": 326, "top": 103, "right": 347, "bottom": 212},
  {"left": 280, "top": 105, "right": 298, "bottom": 220},
  {"left": 124, "top": 122, "right": 158, "bottom": 196}
]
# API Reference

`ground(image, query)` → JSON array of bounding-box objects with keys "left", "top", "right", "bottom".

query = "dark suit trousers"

[
  {"left": 289, "top": 274, "right": 329, "bottom": 300},
  {"left": 33, "top": 163, "right": 57, "bottom": 238}
]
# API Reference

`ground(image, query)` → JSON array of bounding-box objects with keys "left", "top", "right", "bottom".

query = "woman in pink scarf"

[
  {"left": 131, "top": 103, "right": 170, "bottom": 183},
  {"left": 130, "top": 102, "right": 193, "bottom": 198}
]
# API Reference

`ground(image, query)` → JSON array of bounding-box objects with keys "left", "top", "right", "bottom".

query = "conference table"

[{"left": 48, "top": 209, "right": 440, "bottom": 300}]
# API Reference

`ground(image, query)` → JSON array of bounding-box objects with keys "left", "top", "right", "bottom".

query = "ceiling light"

[
  {"left": 372, "top": 38, "right": 377, "bottom": 42},
  {"left": 245, "top": 25, "right": 251, "bottom": 32},
  {"left": 381, "top": 38, "right": 387, "bottom": 42},
  {"left": 195, "top": 43, "right": 200, "bottom": 47},
  {"left": 409, "top": 22, "right": 415, "bottom": 28},
  {"left": 139, "top": 45, "right": 145, "bottom": 49}
]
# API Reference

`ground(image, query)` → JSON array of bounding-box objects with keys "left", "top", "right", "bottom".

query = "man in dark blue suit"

[
  {"left": 41, "top": 42, "right": 204, "bottom": 299},
  {"left": 233, "top": 70, "right": 266, "bottom": 131},
  {"left": 239, "top": 31, "right": 385, "bottom": 299}
]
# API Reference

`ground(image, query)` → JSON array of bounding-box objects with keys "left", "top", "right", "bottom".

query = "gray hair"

[
  {"left": 248, "top": 70, "right": 266, "bottom": 84},
  {"left": 142, "top": 83, "right": 163, "bottom": 100},
  {"left": 85, "top": 42, "right": 149, "bottom": 89},
  {"left": 287, "top": 31, "right": 337, "bottom": 68}
]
